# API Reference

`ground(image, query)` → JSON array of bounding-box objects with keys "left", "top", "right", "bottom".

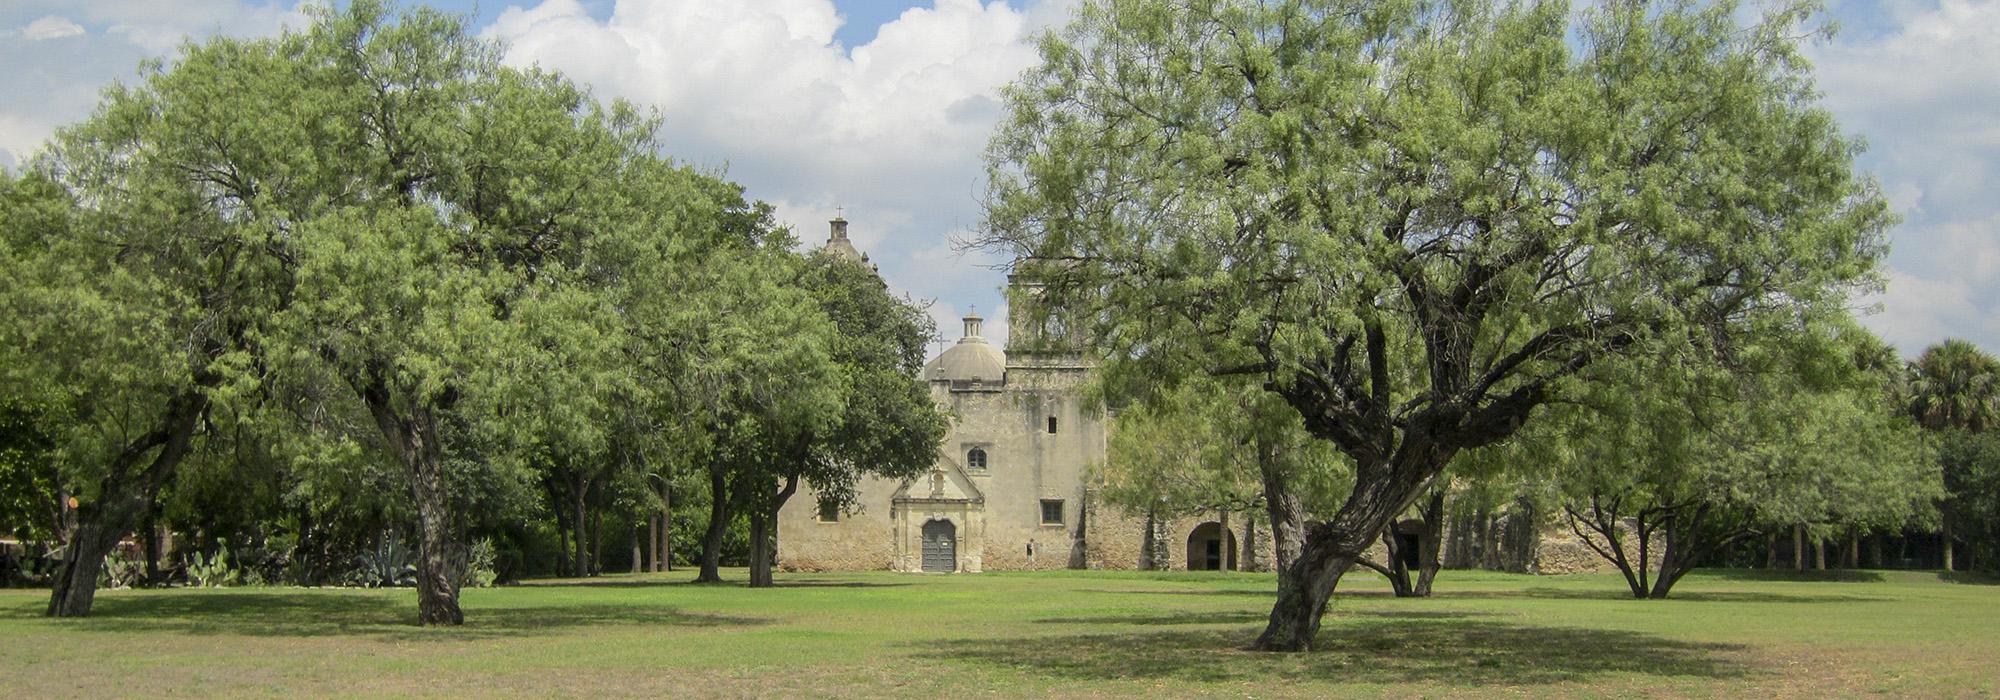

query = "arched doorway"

[
  {"left": 1186, "top": 521, "right": 1237, "bottom": 571},
  {"left": 921, "top": 519, "right": 957, "bottom": 573}
]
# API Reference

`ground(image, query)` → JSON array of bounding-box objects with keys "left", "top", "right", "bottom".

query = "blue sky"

[{"left": 1, "top": 0, "right": 1996, "bottom": 360}]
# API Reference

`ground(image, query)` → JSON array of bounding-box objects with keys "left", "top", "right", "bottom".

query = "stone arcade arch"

[
  {"left": 921, "top": 519, "right": 958, "bottom": 573},
  {"left": 1185, "top": 521, "right": 1237, "bottom": 571}
]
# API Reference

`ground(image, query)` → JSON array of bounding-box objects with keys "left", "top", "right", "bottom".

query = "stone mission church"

[{"left": 776, "top": 218, "right": 1256, "bottom": 573}]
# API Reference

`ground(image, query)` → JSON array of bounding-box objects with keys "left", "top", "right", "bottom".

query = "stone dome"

[{"left": 925, "top": 311, "right": 1006, "bottom": 384}]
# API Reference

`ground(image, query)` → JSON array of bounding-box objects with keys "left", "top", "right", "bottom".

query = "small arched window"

[{"left": 967, "top": 448, "right": 987, "bottom": 470}]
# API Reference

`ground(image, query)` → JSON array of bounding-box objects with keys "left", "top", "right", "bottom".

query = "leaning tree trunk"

[
  {"left": 1253, "top": 447, "right": 1437, "bottom": 652},
  {"left": 47, "top": 388, "right": 208, "bottom": 618}
]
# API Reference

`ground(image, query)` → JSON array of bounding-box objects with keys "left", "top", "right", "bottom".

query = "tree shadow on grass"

[
  {"left": 1689, "top": 569, "right": 1889, "bottom": 584},
  {"left": 920, "top": 618, "right": 1751, "bottom": 687},
  {"left": 6, "top": 591, "right": 767, "bottom": 640},
  {"left": 516, "top": 576, "right": 910, "bottom": 589},
  {"left": 1467, "top": 587, "right": 1888, "bottom": 604},
  {"left": 1078, "top": 588, "right": 1274, "bottom": 598},
  {"left": 1939, "top": 571, "right": 2000, "bottom": 585}
]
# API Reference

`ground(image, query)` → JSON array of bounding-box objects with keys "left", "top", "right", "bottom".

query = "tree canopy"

[{"left": 982, "top": 0, "right": 1889, "bottom": 650}]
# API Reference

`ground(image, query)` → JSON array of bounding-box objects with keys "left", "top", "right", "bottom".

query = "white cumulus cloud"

[
  {"left": 485, "top": 0, "right": 1073, "bottom": 337},
  {"left": 21, "top": 15, "right": 85, "bottom": 40},
  {"left": 1812, "top": 0, "right": 2000, "bottom": 356}
]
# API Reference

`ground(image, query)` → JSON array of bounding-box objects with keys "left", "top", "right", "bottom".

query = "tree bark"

[
  {"left": 1377, "top": 522, "right": 1415, "bottom": 597},
  {"left": 1814, "top": 536, "right": 1825, "bottom": 571},
  {"left": 1140, "top": 507, "right": 1158, "bottom": 570},
  {"left": 1941, "top": 520, "right": 1954, "bottom": 572},
  {"left": 571, "top": 472, "right": 590, "bottom": 579},
  {"left": 695, "top": 467, "right": 731, "bottom": 583},
  {"left": 1793, "top": 524, "right": 1805, "bottom": 571},
  {"left": 655, "top": 476, "right": 671, "bottom": 572},
  {"left": 747, "top": 475, "right": 798, "bottom": 588},
  {"left": 630, "top": 525, "right": 643, "bottom": 575},
  {"left": 1242, "top": 515, "right": 1260, "bottom": 573},
  {"left": 1255, "top": 437, "right": 1304, "bottom": 573},
  {"left": 748, "top": 509, "right": 774, "bottom": 587},
  {"left": 1413, "top": 489, "right": 1446, "bottom": 596},
  {"left": 47, "top": 387, "right": 208, "bottom": 618},
  {"left": 361, "top": 377, "right": 463, "bottom": 626},
  {"left": 1252, "top": 449, "right": 1429, "bottom": 652}
]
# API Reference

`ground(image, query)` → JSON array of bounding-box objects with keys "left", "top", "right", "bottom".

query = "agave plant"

[{"left": 350, "top": 538, "right": 418, "bottom": 588}]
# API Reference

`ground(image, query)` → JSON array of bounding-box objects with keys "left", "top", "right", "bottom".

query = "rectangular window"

[
  {"left": 1047, "top": 416, "right": 1058, "bottom": 433},
  {"left": 1040, "top": 499, "right": 1064, "bottom": 525},
  {"left": 817, "top": 496, "right": 839, "bottom": 523}
]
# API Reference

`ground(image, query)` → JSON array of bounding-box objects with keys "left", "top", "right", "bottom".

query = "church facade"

[
  {"left": 774, "top": 217, "right": 1611, "bottom": 576},
  {"left": 775, "top": 217, "right": 1266, "bottom": 573}
]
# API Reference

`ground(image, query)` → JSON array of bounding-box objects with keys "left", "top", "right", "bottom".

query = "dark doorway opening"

[{"left": 1185, "top": 521, "right": 1237, "bottom": 571}]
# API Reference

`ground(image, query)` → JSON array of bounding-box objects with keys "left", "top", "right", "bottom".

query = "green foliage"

[
  {"left": 0, "top": 397, "right": 61, "bottom": 543},
  {"left": 348, "top": 539, "right": 417, "bottom": 589},
  {"left": 1939, "top": 430, "right": 2000, "bottom": 573},
  {"left": 1095, "top": 375, "right": 1347, "bottom": 519},
  {"left": 95, "top": 551, "right": 144, "bottom": 590},
  {"left": 1905, "top": 340, "right": 2000, "bottom": 433},
  {"left": 188, "top": 544, "right": 243, "bottom": 588},
  {"left": 464, "top": 538, "right": 499, "bottom": 589}
]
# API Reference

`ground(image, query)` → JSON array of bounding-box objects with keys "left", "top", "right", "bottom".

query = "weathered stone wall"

[
  {"left": 1085, "top": 503, "right": 1280, "bottom": 572},
  {"left": 776, "top": 354, "right": 1110, "bottom": 573}
]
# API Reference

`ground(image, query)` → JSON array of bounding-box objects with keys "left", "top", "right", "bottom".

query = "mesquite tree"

[
  {"left": 1519, "top": 327, "right": 1933, "bottom": 598},
  {"left": 982, "top": 0, "right": 1888, "bottom": 650}
]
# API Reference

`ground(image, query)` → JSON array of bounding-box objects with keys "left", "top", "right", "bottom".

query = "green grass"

[{"left": 1, "top": 567, "right": 1994, "bottom": 697}]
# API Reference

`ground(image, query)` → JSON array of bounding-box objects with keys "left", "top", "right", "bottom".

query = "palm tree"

[
  {"left": 1906, "top": 339, "right": 2000, "bottom": 433},
  {"left": 1905, "top": 339, "right": 2000, "bottom": 571}
]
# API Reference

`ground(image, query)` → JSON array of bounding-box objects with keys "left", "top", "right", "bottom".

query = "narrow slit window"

[{"left": 1047, "top": 416, "right": 1058, "bottom": 434}]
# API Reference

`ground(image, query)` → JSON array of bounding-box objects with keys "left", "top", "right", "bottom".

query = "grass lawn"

[{"left": 1, "top": 567, "right": 1994, "bottom": 698}]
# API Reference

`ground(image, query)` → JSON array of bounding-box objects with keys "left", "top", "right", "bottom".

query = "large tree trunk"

[
  {"left": 695, "top": 467, "right": 730, "bottom": 583},
  {"left": 411, "top": 459, "right": 463, "bottom": 626},
  {"left": 1252, "top": 448, "right": 1431, "bottom": 652},
  {"left": 747, "top": 475, "right": 799, "bottom": 588},
  {"left": 47, "top": 388, "right": 208, "bottom": 618},
  {"left": 362, "top": 379, "right": 463, "bottom": 626}
]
